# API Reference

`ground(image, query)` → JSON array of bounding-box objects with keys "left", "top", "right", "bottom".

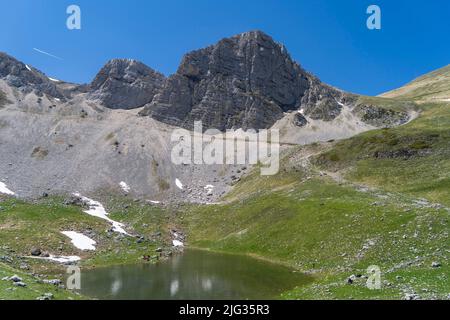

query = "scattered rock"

[
  {"left": 404, "top": 293, "right": 421, "bottom": 300},
  {"left": 42, "top": 279, "right": 62, "bottom": 286},
  {"left": 30, "top": 248, "right": 42, "bottom": 256},
  {"left": 431, "top": 261, "right": 441, "bottom": 268},
  {"left": 36, "top": 293, "right": 53, "bottom": 300},
  {"left": 0, "top": 255, "right": 13, "bottom": 263},
  {"left": 64, "top": 195, "right": 88, "bottom": 208},
  {"left": 19, "top": 263, "right": 29, "bottom": 270},
  {"left": 13, "top": 281, "right": 27, "bottom": 287},
  {"left": 9, "top": 275, "right": 22, "bottom": 283},
  {"left": 293, "top": 113, "right": 308, "bottom": 127}
]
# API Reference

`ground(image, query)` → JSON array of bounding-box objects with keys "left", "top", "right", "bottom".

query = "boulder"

[{"left": 30, "top": 248, "right": 41, "bottom": 256}]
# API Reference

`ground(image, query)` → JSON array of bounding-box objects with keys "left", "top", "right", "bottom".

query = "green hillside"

[
  {"left": 381, "top": 65, "right": 450, "bottom": 102},
  {"left": 181, "top": 99, "right": 449, "bottom": 299}
]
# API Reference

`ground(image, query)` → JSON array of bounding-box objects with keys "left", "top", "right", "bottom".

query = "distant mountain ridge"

[{"left": 1, "top": 31, "right": 413, "bottom": 132}]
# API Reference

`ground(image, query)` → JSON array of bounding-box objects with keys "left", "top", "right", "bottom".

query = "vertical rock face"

[
  {"left": 89, "top": 59, "right": 165, "bottom": 109},
  {"left": 139, "top": 31, "right": 345, "bottom": 131},
  {"left": 0, "top": 52, "right": 64, "bottom": 99}
]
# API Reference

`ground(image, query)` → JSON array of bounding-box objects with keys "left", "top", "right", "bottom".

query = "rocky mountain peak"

[
  {"left": 0, "top": 52, "right": 65, "bottom": 99},
  {"left": 139, "top": 31, "right": 343, "bottom": 131},
  {"left": 89, "top": 58, "right": 166, "bottom": 109},
  {"left": 177, "top": 30, "right": 307, "bottom": 109}
]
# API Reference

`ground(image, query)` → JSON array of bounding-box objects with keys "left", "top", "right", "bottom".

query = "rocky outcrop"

[
  {"left": 292, "top": 113, "right": 308, "bottom": 127},
  {"left": 89, "top": 59, "right": 165, "bottom": 109},
  {"left": 353, "top": 104, "right": 410, "bottom": 127},
  {"left": 0, "top": 52, "right": 65, "bottom": 99},
  {"left": 300, "top": 77, "right": 347, "bottom": 121},
  {"left": 139, "top": 31, "right": 345, "bottom": 131}
]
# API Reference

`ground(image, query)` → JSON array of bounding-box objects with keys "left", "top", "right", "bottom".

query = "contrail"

[{"left": 32, "top": 48, "right": 63, "bottom": 60}]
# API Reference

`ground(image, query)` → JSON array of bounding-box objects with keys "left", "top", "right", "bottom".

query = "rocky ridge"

[
  {"left": 139, "top": 31, "right": 348, "bottom": 130},
  {"left": 0, "top": 52, "right": 66, "bottom": 100},
  {"left": 0, "top": 31, "right": 411, "bottom": 132},
  {"left": 88, "top": 59, "right": 165, "bottom": 109}
]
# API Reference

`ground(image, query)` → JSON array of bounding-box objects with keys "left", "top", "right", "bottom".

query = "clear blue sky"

[{"left": 1, "top": 0, "right": 449, "bottom": 96}]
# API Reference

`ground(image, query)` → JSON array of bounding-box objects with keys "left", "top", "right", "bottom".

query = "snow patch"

[
  {"left": 25, "top": 64, "right": 31, "bottom": 71},
  {"left": 61, "top": 231, "right": 96, "bottom": 251},
  {"left": 175, "top": 179, "right": 184, "bottom": 190},
  {"left": 335, "top": 99, "right": 346, "bottom": 107},
  {"left": 204, "top": 184, "right": 214, "bottom": 194},
  {"left": 172, "top": 240, "right": 184, "bottom": 247},
  {"left": 48, "top": 77, "right": 60, "bottom": 82},
  {"left": 0, "top": 182, "right": 15, "bottom": 195},
  {"left": 45, "top": 255, "right": 81, "bottom": 263},
  {"left": 73, "top": 193, "right": 129, "bottom": 235},
  {"left": 119, "top": 181, "right": 130, "bottom": 193},
  {"left": 27, "top": 255, "right": 81, "bottom": 264}
]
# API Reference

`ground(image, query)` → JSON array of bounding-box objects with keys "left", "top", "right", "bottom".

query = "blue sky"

[{"left": 1, "top": 0, "right": 449, "bottom": 96}]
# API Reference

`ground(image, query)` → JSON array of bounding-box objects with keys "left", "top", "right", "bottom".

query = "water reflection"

[
  {"left": 202, "top": 278, "right": 213, "bottom": 291},
  {"left": 170, "top": 279, "right": 179, "bottom": 297},
  {"left": 111, "top": 279, "right": 122, "bottom": 295},
  {"left": 79, "top": 249, "right": 313, "bottom": 300}
]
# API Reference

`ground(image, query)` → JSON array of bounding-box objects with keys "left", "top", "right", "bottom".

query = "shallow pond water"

[{"left": 78, "top": 249, "right": 312, "bottom": 300}]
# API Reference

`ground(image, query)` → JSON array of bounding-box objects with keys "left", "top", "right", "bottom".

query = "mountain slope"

[
  {"left": 0, "top": 31, "right": 417, "bottom": 199},
  {"left": 180, "top": 68, "right": 450, "bottom": 299},
  {"left": 182, "top": 168, "right": 449, "bottom": 299},
  {"left": 381, "top": 64, "right": 450, "bottom": 102}
]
